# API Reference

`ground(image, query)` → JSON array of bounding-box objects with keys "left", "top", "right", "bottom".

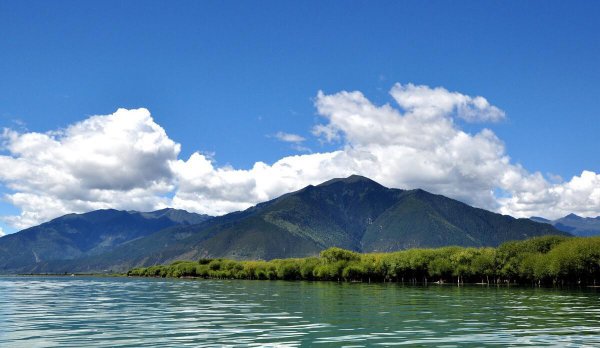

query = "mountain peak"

[
  {"left": 564, "top": 213, "right": 582, "bottom": 219},
  {"left": 0, "top": 176, "right": 567, "bottom": 273},
  {"left": 317, "top": 174, "right": 384, "bottom": 187},
  {"left": 533, "top": 213, "right": 600, "bottom": 237}
]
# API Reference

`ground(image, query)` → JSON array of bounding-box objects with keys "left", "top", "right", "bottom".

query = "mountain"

[
  {"left": 182, "top": 175, "right": 564, "bottom": 257},
  {"left": 531, "top": 213, "right": 600, "bottom": 237},
  {"left": 0, "top": 208, "right": 211, "bottom": 273},
  {"left": 14, "top": 175, "right": 566, "bottom": 273},
  {"left": 0, "top": 175, "right": 567, "bottom": 273}
]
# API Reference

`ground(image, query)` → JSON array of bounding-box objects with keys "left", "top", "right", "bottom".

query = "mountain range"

[
  {"left": 0, "top": 175, "right": 567, "bottom": 273},
  {"left": 531, "top": 214, "right": 600, "bottom": 237},
  {"left": 0, "top": 208, "right": 210, "bottom": 273}
]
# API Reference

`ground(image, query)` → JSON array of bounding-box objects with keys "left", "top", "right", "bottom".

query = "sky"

[{"left": 0, "top": 1, "right": 599, "bottom": 234}]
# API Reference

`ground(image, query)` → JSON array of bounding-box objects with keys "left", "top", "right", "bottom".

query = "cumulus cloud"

[
  {"left": 173, "top": 83, "right": 513, "bottom": 216},
  {"left": 171, "top": 150, "right": 346, "bottom": 216},
  {"left": 499, "top": 170, "right": 600, "bottom": 219},
  {"left": 1, "top": 83, "right": 598, "bottom": 229},
  {"left": 0, "top": 227, "right": 4, "bottom": 237},
  {"left": 0, "top": 108, "right": 178, "bottom": 228},
  {"left": 391, "top": 83, "right": 506, "bottom": 123},
  {"left": 172, "top": 83, "right": 599, "bottom": 220}
]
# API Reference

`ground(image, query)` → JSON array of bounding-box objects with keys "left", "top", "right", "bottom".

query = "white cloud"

[
  {"left": 274, "top": 131, "right": 306, "bottom": 143},
  {"left": 171, "top": 150, "right": 345, "bottom": 216},
  {"left": 273, "top": 132, "right": 311, "bottom": 153},
  {"left": 500, "top": 170, "right": 600, "bottom": 219},
  {"left": 173, "top": 83, "right": 513, "bottom": 216},
  {"left": 0, "top": 108, "right": 178, "bottom": 228},
  {"left": 391, "top": 83, "right": 506, "bottom": 123},
  {"left": 172, "top": 83, "right": 600, "bottom": 220},
  {"left": 291, "top": 144, "right": 311, "bottom": 153},
  {"left": 1, "top": 83, "right": 598, "bottom": 229},
  {"left": 0, "top": 227, "right": 4, "bottom": 237}
]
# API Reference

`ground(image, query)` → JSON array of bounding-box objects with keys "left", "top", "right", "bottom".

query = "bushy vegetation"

[{"left": 127, "top": 236, "right": 600, "bottom": 285}]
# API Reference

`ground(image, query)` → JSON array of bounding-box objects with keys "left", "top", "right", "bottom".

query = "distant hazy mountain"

[
  {"left": 531, "top": 213, "right": 600, "bottom": 237},
  {"left": 19, "top": 175, "right": 565, "bottom": 273},
  {"left": 0, "top": 208, "right": 211, "bottom": 273}
]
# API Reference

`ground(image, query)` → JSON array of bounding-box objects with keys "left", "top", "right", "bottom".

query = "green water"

[{"left": 1, "top": 277, "right": 599, "bottom": 347}]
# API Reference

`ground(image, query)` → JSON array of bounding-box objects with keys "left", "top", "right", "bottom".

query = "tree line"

[{"left": 127, "top": 235, "right": 600, "bottom": 285}]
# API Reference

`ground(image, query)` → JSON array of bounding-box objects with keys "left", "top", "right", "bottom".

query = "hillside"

[
  {"left": 23, "top": 175, "right": 565, "bottom": 273},
  {"left": 0, "top": 208, "right": 210, "bottom": 273},
  {"left": 0, "top": 175, "right": 567, "bottom": 273}
]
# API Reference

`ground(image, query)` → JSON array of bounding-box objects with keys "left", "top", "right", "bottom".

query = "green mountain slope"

[
  {"left": 0, "top": 208, "right": 210, "bottom": 273},
  {"left": 0, "top": 175, "right": 568, "bottom": 273},
  {"left": 363, "top": 189, "right": 560, "bottom": 251}
]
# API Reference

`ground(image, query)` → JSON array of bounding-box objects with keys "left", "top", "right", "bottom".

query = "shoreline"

[
  {"left": 11, "top": 273, "right": 125, "bottom": 277},
  {"left": 3, "top": 273, "right": 600, "bottom": 289}
]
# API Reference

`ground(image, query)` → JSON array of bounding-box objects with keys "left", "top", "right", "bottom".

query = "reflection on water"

[{"left": 1, "top": 276, "right": 599, "bottom": 347}]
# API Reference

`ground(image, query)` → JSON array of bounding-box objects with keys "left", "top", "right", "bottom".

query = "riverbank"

[{"left": 128, "top": 235, "right": 600, "bottom": 286}]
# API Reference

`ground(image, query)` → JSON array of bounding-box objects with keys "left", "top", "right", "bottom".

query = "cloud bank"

[
  {"left": 0, "top": 108, "right": 177, "bottom": 228},
  {"left": 1, "top": 83, "right": 598, "bottom": 228}
]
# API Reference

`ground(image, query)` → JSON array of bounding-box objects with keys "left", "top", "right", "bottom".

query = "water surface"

[{"left": 1, "top": 276, "right": 599, "bottom": 347}]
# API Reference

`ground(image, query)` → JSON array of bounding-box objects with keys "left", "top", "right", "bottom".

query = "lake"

[{"left": 1, "top": 277, "right": 599, "bottom": 347}]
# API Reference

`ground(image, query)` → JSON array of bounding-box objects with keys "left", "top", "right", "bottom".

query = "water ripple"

[{"left": 1, "top": 277, "right": 599, "bottom": 347}]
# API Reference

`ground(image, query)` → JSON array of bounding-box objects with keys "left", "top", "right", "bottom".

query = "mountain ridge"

[
  {"left": 0, "top": 208, "right": 211, "bottom": 272},
  {"left": 531, "top": 214, "right": 600, "bottom": 237},
  {"left": 0, "top": 175, "right": 567, "bottom": 273}
]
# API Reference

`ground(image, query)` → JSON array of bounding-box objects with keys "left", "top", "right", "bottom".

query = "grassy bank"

[{"left": 128, "top": 235, "right": 600, "bottom": 285}]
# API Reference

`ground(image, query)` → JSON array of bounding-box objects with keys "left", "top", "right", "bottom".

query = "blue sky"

[{"left": 0, "top": 1, "right": 599, "bottom": 233}]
